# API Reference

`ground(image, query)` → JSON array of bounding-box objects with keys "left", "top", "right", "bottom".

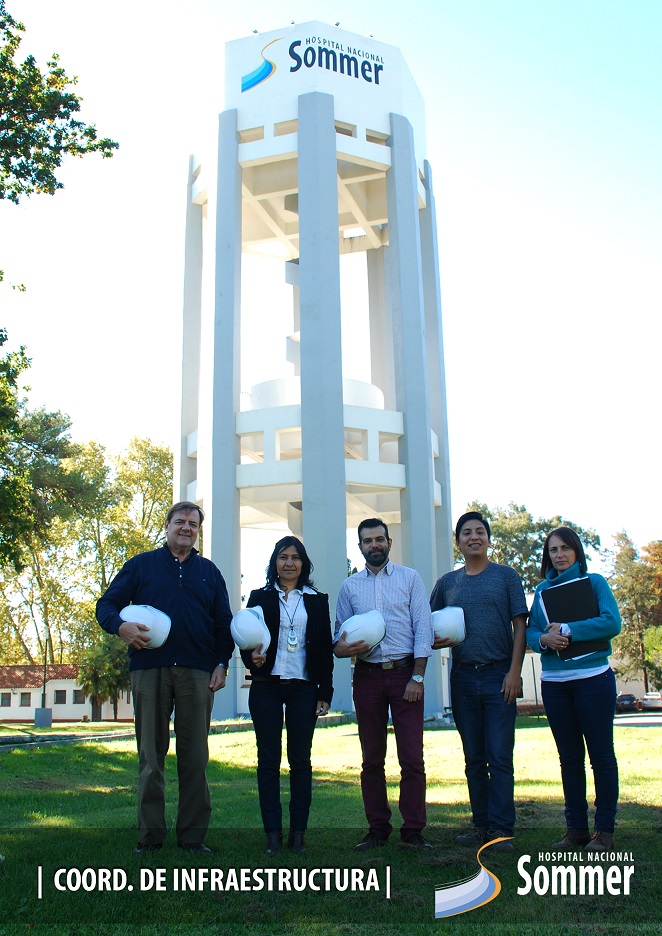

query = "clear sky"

[{"left": 2, "top": 0, "right": 660, "bottom": 569}]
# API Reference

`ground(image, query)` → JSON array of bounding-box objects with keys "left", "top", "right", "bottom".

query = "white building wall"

[{"left": 0, "top": 679, "right": 133, "bottom": 722}]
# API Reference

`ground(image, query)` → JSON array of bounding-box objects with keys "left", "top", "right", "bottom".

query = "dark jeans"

[
  {"left": 541, "top": 668, "right": 619, "bottom": 833},
  {"left": 131, "top": 666, "right": 213, "bottom": 846},
  {"left": 248, "top": 678, "right": 318, "bottom": 833},
  {"left": 451, "top": 660, "right": 517, "bottom": 834},
  {"left": 352, "top": 663, "right": 426, "bottom": 840}
]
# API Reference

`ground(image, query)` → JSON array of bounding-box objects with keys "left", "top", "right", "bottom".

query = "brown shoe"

[
  {"left": 551, "top": 829, "right": 591, "bottom": 848},
  {"left": 585, "top": 831, "right": 614, "bottom": 852}
]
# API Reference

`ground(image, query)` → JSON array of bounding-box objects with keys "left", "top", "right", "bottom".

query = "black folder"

[{"left": 540, "top": 577, "right": 608, "bottom": 660}]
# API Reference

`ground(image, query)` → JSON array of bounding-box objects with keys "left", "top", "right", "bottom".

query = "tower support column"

[
  {"left": 386, "top": 113, "right": 437, "bottom": 590},
  {"left": 208, "top": 109, "right": 242, "bottom": 717},
  {"left": 298, "top": 91, "right": 351, "bottom": 708}
]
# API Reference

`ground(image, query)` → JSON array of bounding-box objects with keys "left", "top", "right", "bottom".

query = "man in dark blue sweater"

[{"left": 97, "top": 501, "right": 234, "bottom": 854}]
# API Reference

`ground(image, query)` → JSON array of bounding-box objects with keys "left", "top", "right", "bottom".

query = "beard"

[{"left": 365, "top": 547, "right": 389, "bottom": 567}]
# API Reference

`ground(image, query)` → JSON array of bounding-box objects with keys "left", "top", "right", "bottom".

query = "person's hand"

[
  {"left": 403, "top": 678, "right": 424, "bottom": 702},
  {"left": 118, "top": 621, "right": 151, "bottom": 650},
  {"left": 209, "top": 666, "right": 227, "bottom": 691},
  {"left": 251, "top": 644, "right": 267, "bottom": 668},
  {"left": 432, "top": 635, "right": 454, "bottom": 649},
  {"left": 541, "top": 622, "right": 570, "bottom": 651},
  {"left": 333, "top": 631, "right": 371, "bottom": 658},
  {"left": 501, "top": 669, "right": 521, "bottom": 704},
  {"left": 316, "top": 701, "right": 330, "bottom": 716}
]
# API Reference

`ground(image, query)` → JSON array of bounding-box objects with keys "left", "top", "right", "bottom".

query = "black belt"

[
  {"left": 454, "top": 658, "right": 510, "bottom": 670},
  {"left": 357, "top": 656, "right": 414, "bottom": 671},
  {"left": 251, "top": 674, "right": 309, "bottom": 684}
]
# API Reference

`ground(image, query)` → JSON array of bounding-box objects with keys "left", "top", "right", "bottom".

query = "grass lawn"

[{"left": 0, "top": 716, "right": 660, "bottom": 935}]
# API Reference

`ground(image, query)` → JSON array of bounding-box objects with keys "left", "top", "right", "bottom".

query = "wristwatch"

[{"left": 411, "top": 674, "right": 424, "bottom": 684}]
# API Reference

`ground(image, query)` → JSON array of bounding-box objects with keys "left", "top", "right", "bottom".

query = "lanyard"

[{"left": 279, "top": 592, "right": 303, "bottom": 652}]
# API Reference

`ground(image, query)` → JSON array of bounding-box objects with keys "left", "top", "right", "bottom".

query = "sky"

[{"left": 2, "top": 0, "right": 661, "bottom": 578}]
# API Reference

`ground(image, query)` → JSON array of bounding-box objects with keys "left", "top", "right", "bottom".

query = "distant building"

[{"left": 0, "top": 665, "right": 133, "bottom": 723}]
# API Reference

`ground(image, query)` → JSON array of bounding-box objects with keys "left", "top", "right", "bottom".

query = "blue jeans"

[
  {"left": 451, "top": 660, "right": 517, "bottom": 834},
  {"left": 248, "top": 678, "right": 318, "bottom": 833},
  {"left": 541, "top": 668, "right": 618, "bottom": 833}
]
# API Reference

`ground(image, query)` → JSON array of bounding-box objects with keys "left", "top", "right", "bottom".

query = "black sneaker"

[
  {"left": 455, "top": 828, "right": 488, "bottom": 847},
  {"left": 353, "top": 831, "right": 388, "bottom": 851},
  {"left": 133, "top": 843, "right": 163, "bottom": 855},
  {"left": 401, "top": 833, "right": 434, "bottom": 849},
  {"left": 486, "top": 830, "right": 514, "bottom": 852},
  {"left": 179, "top": 843, "right": 213, "bottom": 855}
]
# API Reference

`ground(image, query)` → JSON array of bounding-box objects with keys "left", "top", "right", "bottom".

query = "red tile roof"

[{"left": 0, "top": 665, "right": 80, "bottom": 689}]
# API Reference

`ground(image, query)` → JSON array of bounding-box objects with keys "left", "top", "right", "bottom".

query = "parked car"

[
  {"left": 641, "top": 691, "right": 662, "bottom": 711},
  {"left": 615, "top": 693, "right": 641, "bottom": 713}
]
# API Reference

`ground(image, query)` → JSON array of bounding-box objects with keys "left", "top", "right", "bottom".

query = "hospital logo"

[
  {"left": 434, "top": 837, "right": 508, "bottom": 918},
  {"left": 241, "top": 38, "right": 281, "bottom": 92}
]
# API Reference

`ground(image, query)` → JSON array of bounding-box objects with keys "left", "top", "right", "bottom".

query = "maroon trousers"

[{"left": 353, "top": 663, "right": 426, "bottom": 841}]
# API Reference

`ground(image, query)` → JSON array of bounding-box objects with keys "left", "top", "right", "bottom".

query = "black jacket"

[{"left": 241, "top": 587, "right": 334, "bottom": 704}]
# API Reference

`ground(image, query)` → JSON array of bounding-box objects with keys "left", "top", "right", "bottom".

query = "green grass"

[{"left": 0, "top": 717, "right": 660, "bottom": 935}]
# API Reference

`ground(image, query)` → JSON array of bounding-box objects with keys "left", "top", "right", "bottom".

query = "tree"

[
  {"left": 0, "top": 328, "right": 94, "bottom": 570},
  {"left": 0, "top": 1, "right": 118, "bottom": 204},
  {"left": 0, "top": 588, "right": 32, "bottom": 662},
  {"left": 458, "top": 501, "right": 601, "bottom": 592},
  {"left": 609, "top": 532, "right": 662, "bottom": 692},
  {"left": 78, "top": 634, "right": 130, "bottom": 721},
  {"left": 70, "top": 438, "right": 173, "bottom": 597},
  {"left": 0, "top": 437, "right": 173, "bottom": 664}
]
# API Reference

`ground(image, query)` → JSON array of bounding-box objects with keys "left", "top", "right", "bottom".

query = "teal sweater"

[{"left": 526, "top": 562, "right": 621, "bottom": 674}]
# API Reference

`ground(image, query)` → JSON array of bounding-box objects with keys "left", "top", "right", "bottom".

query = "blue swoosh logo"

[
  {"left": 241, "top": 38, "right": 281, "bottom": 92},
  {"left": 434, "top": 837, "right": 507, "bottom": 918}
]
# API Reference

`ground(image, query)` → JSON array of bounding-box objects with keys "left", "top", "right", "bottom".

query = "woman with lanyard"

[
  {"left": 526, "top": 527, "right": 621, "bottom": 852},
  {"left": 242, "top": 536, "right": 334, "bottom": 854}
]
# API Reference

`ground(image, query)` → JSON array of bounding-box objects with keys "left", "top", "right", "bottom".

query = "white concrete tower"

[{"left": 176, "top": 22, "right": 453, "bottom": 715}]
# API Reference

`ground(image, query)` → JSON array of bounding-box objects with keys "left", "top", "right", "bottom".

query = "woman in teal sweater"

[{"left": 527, "top": 527, "right": 621, "bottom": 851}]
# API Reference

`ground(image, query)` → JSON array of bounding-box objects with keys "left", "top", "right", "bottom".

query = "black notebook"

[{"left": 540, "top": 577, "right": 608, "bottom": 661}]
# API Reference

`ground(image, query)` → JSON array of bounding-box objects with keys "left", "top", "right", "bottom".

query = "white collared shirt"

[{"left": 272, "top": 584, "right": 316, "bottom": 679}]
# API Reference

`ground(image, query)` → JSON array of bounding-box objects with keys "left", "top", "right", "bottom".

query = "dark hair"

[
  {"left": 455, "top": 511, "right": 491, "bottom": 543},
  {"left": 540, "top": 526, "right": 587, "bottom": 578},
  {"left": 266, "top": 536, "right": 314, "bottom": 589},
  {"left": 358, "top": 518, "right": 390, "bottom": 543},
  {"left": 166, "top": 501, "right": 204, "bottom": 525}
]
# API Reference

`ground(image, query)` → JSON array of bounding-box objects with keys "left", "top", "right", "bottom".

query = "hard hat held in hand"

[
  {"left": 431, "top": 606, "right": 465, "bottom": 646},
  {"left": 120, "top": 605, "right": 172, "bottom": 649},
  {"left": 231, "top": 607, "right": 272, "bottom": 652},
  {"left": 343, "top": 609, "right": 386, "bottom": 653}
]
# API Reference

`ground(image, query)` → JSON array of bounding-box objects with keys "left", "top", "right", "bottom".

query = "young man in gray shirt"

[{"left": 430, "top": 511, "right": 527, "bottom": 850}]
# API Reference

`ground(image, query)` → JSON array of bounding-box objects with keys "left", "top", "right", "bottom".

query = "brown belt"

[{"left": 356, "top": 656, "right": 414, "bottom": 671}]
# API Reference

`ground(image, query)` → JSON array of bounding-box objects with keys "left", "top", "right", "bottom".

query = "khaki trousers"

[{"left": 131, "top": 666, "right": 213, "bottom": 846}]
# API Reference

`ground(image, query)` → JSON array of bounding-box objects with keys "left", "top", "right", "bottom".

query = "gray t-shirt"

[{"left": 430, "top": 562, "right": 528, "bottom": 665}]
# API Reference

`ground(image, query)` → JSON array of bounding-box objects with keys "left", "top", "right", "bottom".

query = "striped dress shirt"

[{"left": 334, "top": 561, "right": 433, "bottom": 662}]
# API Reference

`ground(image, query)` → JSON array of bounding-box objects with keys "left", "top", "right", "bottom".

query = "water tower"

[{"left": 175, "top": 22, "right": 453, "bottom": 714}]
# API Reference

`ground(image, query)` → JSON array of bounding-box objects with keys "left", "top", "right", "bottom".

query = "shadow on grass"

[
  {"left": 1, "top": 822, "right": 661, "bottom": 931},
  {"left": 1, "top": 724, "right": 661, "bottom": 932}
]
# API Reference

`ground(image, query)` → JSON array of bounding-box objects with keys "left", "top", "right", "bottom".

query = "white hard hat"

[
  {"left": 431, "top": 606, "right": 465, "bottom": 646},
  {"left": 231, "top": 607, "right": 271, "bottom": 652},
  {"left": 342, "top": 609, "right": 386, "bottom": 652},
  {"left": 120, "top": 605, "right": 172, "bottom": 649}
]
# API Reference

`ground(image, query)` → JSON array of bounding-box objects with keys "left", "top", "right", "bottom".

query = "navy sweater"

[{"left": 96, "top": 545, "right": 234, "bottom": 673}]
